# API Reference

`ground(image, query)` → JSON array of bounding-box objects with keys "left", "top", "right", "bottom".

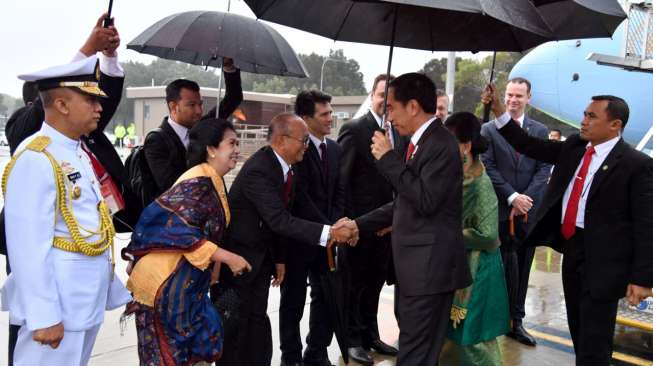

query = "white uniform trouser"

[{"left": 13, "top": 323, "right": 101, "bottom": 366}]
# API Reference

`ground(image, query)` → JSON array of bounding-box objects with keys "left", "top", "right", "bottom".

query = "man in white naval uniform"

[{"left": 1, "top": 55, "right": 131, "bottom": 366}]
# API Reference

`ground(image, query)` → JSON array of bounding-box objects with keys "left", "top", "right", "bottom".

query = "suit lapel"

[{"left": 587, "top": 139, "right": 626, "bottom": 201}]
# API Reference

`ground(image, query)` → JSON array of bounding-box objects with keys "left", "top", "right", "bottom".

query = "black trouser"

[
  {"left": 499, "top": 219, "right": 536, "bottom": 322},
  {"left": 217, "top": 264, "right": 273, "bottom": 366},
  {"left": 396, "top": 285, "right": 453, "bottom": 366},
  {"left": 346, "top": 236, "right": 392, "bottom": 347},
  {"left": 6, "top": 258, "right": 18, "bottom": 366},
  {"left": 562, "top": 229, "right": 619, "bottom": 366},
  {"left": 279, "top": 248, "right": 333, "bottom": 363}
]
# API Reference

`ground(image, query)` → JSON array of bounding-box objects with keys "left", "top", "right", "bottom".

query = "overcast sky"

[{"left": 0, "top": 0, "right": 490, "bottom": 98}]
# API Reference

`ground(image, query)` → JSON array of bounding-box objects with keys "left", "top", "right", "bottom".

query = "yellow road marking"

[{"left": 528, "top": 329, "right": 653, "bottom": 366}]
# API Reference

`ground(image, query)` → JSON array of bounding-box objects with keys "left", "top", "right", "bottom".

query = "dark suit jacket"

[
  {"left": 356, "top": 120, "right": 472, "bottom": 296},
  {"left": 338, "top": 111, "right": 408, "bottom": 226},
  {"left": 144, "top": 70, "right": 243, "bottom": 195},
  {"left": 498, "top": 121, "right": 653, "bottom": 299},
  {"left": 481, "top": 116, "right": 551, "bottom": 222},
  {"left": 224, "top": 146, "right": 325, "bottom": 282},
  {"left": 287, "top": 138, "right": 345, "bottom": 261},
  {"left": 4, "top": 73, "right": 139, "bottom": 232}
]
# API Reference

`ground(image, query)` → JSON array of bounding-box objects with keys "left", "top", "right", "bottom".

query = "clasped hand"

[{"left": 329, "top": 218, "right": 360, "bottom": 247}]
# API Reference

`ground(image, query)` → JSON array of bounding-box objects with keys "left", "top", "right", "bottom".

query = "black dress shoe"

[
  {"left": 507, "top": 323, "right": 537, "bottom": 346},
  {"left": 366, "top": 339, "right": 398, "bottom": 356},
  {"left": 348, "top": 346, "right": 374, "bottom": 365}
]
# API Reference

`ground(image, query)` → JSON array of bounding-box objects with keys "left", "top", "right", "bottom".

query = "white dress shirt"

[
  {"left": 370, "top": 109, "right": 395, "bottom": 147},
  {"left": 560, "top": 135, "right": 620, "bottom": 228},
  {"left": 168, "top": 117, "right": 190, "bottom": 149},
  {"left": 272, "top": 149, "right": 330, "bottom": 246}
]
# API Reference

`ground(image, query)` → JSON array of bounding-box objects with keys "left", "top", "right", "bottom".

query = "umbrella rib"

[
  {"left": 333, "top": 3, "right": 355, "bottom": 40},
  {"left": 259, "top": 0, "right": 279, "bottom": 19}
]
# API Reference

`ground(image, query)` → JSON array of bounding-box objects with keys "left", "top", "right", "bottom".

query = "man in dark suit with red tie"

[
  {"left": 482, "top": 85, "right": 653, "bottom": 365},
  {"left": 343, "top": 73, "right": 472, "bottom": 365},
  {"left": 217, "top": 113, "right": 357, "bottom": 366}
]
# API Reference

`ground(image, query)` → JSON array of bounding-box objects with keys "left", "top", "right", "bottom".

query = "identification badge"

[
  {"left": 100, "top": 178, "right": 125, "bottom": 215},
  {"left": 67, "top": 172, "right": 82, "bottom": 184}
]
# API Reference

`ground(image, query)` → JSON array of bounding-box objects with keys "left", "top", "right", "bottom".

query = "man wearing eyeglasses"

[
  {"left": 278, "top": 91, "right": 345, "bottom": 366},
  {"left": 217, "top": 112, "right": 357, "bottom": 366}
]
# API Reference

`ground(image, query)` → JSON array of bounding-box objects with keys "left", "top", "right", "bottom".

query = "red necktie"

[
  {"left": 81, "top": 142, "right": 125, "bottom": 209},
  {"left": 405, "top": 142, "right": 416, "bottom": 162},
  {"left": 561, "top": 146, "right": 595, "bottom": 239},
  {"left": 283, "top": 170, "right": 293, "bottom": 206}
]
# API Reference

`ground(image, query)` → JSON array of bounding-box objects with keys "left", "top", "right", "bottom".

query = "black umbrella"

[
  {"left": 532, "top": 0, "right": 626, "bottom": 39},
  {"left": 321, "top": 244, "right": 350, "bottom": 363},
  {"left": 482, "top": 0, "right": 626, "bottom": 121},
  {"left": 127, "top": 10, "right": 308, "bottom": 77}
]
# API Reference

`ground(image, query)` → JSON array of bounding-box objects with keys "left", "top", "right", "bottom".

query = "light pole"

[{"left": 319, "top": 57, "right": 346, "bottom": 91}]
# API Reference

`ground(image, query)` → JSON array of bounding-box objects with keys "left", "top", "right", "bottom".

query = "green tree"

[
  {"left": 241, "top": 49, "right": 366, "bottom": 96},
  {"left": 0, "top": 94, "right": 6, "bottom": 116}
]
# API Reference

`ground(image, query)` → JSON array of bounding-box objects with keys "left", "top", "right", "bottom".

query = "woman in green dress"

[{"left": 442, "top": 112, "right": 510, "bottom": 365}]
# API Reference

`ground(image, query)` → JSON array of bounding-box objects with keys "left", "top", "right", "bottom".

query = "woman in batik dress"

[{"left": 124, "top": 118, "right": 251, "bottom": 366}]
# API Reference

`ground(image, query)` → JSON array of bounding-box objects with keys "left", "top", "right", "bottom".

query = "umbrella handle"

[
  {"left": 509, "top": 213, "right": 529, "bottom": 237},
  {"left": 482, "top": 52, "right": 497, "bottom": 122},
  {"left": 327, "top": 244, "right": 336, "bottom": 272}
]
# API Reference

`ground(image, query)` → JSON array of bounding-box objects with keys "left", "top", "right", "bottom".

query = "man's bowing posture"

[
  {"left": 482, "top": 85, "right": 653, "bottom": 366},
  {"left": 1, "top": 56, "right": 131, "bottom": 366},
  {"left": 217, "top": 113, "right": 357, "bottom": 366},
  {"left": 343, "top": 73, "right": 471, "bottom": 366}
]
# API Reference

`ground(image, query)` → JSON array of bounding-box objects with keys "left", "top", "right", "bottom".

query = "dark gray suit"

[
  {"left": 356, "top": 119, "right": 471, "bottom": 365},
  {"left": 481, "top": 116, "right": 551, "bottom": 322}
]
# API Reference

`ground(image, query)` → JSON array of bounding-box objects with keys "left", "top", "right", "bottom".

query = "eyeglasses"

[{"left": 284, "top": 134, "right": 310, "bottom": 146}]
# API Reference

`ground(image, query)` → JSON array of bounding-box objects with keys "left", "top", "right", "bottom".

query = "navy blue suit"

[{"left": 481, "top": 116, "right": 551, "bottom": 321}]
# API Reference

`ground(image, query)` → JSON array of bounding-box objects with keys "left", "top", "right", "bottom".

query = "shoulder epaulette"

[{"left": 26, "top": 136, "right": 51, "bottom": 152}]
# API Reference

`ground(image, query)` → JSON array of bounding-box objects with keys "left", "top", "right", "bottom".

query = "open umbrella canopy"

[
  {"left": 246, "top": 0, "right": 555, "bottom": 52},
  {"left": 532, "top": 0, "right": 626, "bottom": 39},
  {"left": 127, "top": 10, "right": 308, "bottom": 77}
]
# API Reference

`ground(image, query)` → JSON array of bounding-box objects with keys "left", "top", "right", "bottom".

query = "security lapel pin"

[{"left": 602, "top": 165, "right": 608, "bottom": 171}]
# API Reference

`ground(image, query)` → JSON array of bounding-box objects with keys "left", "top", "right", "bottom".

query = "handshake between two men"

[{"left": 328, "top": 218, "right": 360, "bottom": 247}]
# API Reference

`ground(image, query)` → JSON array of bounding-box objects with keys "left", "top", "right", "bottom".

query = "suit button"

[{"left": 259, "top": 221, "right": 263, "bottom": 228}]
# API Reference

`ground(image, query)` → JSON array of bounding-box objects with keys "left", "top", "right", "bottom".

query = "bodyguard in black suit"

[
  {"left": 279, "top": 91, "right": 345, "bottom": 366},
  {"left": 143, "top": 63, "right": 242, "bottom": 197},
  {"left": 337, "top": 74, "right": 405, "bottom": 365},
  {"left": 483, "top": 86, "right": 653, "bottom": 365},
  {"left": 345, "top": 73, "right": 471, "bottom": 366},
  {"left": 480, "top": 78, "right": 551, "bottom": 346},
  {"left": 217, "top": 113, "right": 357, "bottom": 366}
]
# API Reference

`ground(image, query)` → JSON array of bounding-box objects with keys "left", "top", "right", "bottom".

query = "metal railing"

[{"left": 625, "top": 3, "right": 653, "bottom": 60}]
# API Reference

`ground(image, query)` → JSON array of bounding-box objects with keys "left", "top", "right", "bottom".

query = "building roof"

[{"left": 126, "top": 86, "right": 366, "bottom": 106}]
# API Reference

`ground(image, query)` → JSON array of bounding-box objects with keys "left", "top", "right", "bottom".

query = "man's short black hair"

[
  {"left": 592, "top": 95, "right": 629, "bottom": 129},
  {"left": 165, "top": 79, "right": 200, "bottom": 105},
  {"left": 550, "top": 129, "right": 562, "bottom": 135},
  {"left": 388, "top": 73, "right": 436, "bottom": 114},
  {"left": 294, "top": 90, "right": 332, "bottom": 118}
]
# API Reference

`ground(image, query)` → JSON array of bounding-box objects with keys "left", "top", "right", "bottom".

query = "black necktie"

[{"left": 319, "top": 142, "right": 328, "bottom": 176}]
